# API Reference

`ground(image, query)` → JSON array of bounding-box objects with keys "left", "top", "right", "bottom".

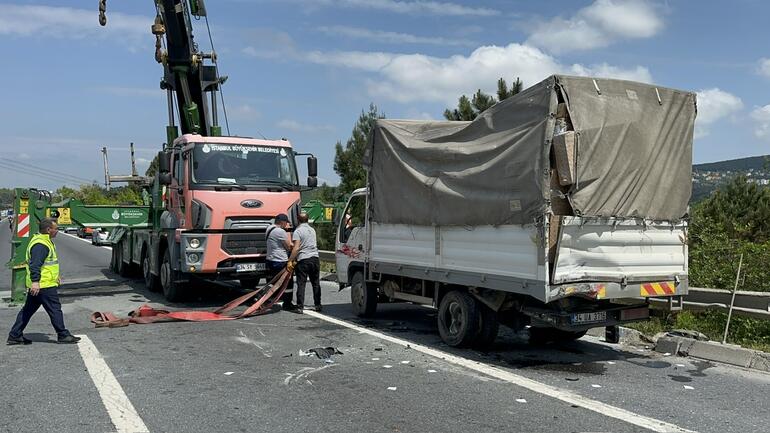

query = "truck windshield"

[{"left": 190, "top": 143, "right": 298, "bottom": 188}]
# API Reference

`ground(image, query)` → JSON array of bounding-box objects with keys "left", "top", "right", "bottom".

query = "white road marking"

[
  {"left": 387, "top": 387, "right": 397, "bottom": 391},
  {"left": 60, "top": 232, "right": 112, "bottom": 250},
  {"left": 303, "top": 310, "right": 696, "bottom": 433},
  {"left": 75, "top": 335, "right": 149, "bottom": 433},
  {"left": 516, "top": 398, "right": 527, "bottom": 403}
]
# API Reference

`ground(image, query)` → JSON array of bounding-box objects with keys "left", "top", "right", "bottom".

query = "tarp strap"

[{"left": 90, "top": 268, "right": 293, "bottom": 327}]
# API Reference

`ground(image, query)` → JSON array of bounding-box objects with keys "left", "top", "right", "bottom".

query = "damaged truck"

[{"left": 334, "top": 75, "right": 695, "bottom": 348}]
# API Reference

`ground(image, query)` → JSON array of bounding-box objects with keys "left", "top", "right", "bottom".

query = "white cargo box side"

[{"left": 369, "top": 223, "right": 548, "bottom": 299}]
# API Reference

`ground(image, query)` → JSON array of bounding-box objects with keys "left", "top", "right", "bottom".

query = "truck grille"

[{"left": 222, "top": 233, "right": 266, "bottom": 256}]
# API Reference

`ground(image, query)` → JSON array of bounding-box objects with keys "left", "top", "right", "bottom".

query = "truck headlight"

[
  {"left": 189, "top": 238, "right": 201, "bottom": 249},
  {"left": 187, "top": 253, "right": 200, "bottom": 263}
]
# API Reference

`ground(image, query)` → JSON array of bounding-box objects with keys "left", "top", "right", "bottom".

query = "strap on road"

[{"left": 90, "top": 269, "right": 292, "bottom": 327}]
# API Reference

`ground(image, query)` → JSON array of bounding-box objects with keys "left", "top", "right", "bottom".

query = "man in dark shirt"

[{"left": 7, "top": 218, "right": 80, "bottom": 345}]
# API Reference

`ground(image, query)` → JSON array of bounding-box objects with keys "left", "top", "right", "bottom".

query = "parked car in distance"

[
  {"left": 91, "top": 228, "right": 110, "bottom": 246},
  {"left": 63, "top": 226, "right": 79, "bottom": 234},
  {"left": 77, "top": 226, "right": 94, "bottom": 238}
]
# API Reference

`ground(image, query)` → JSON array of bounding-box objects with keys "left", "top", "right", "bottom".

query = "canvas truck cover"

[{"left": 363, "top": 75, "right": 696, "bottom": 226}]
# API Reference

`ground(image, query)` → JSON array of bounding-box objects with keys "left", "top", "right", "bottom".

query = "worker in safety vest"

[{"left": 7, "top": 218, "right": 80, "bottom": 345}]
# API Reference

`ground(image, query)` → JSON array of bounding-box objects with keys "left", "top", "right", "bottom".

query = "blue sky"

[{"left": 1, "top": 0, "right": 769, "bottom": 190}]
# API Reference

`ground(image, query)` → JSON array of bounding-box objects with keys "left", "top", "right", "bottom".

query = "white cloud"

[
  {"left": 751, "top": 105, "right": 770, "bottom": 139},
  {"left": 526, "top": 0, "right": 663, "bottom": 53},
  {"left": 276, "top": 119, "right": 334, "bottom": 133},
  {"left": 318, "top": 26, "right": 473, "bottom": 47},
  {"left": 229, "top": 104, "right": 262, "bottom": 122},
  {"left": 303, "top": 43, "right": 651, "bottom": 105},
  {"left": 758, "top": 58, "right": 770, "bottom": 78},
  {"left": 0, "top": 4, "right": 148, "bottom": 39},
  {"left": 274, "top": 0, "right": 499, "bottom": 16},
  {"left": 694, "top": 88, "right": 743, "bottom": 138}
]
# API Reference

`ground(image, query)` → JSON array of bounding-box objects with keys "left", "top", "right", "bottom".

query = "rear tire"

[
  {"left": 142, "top": 252, "right": 160, "bottom": 292},
  {"left": 160, "top": 248, "right": 183, "bottom": 302},
  {"left": 474, "top": 304, "right": 500, "bottom": 349},
  {"left": 437, "top": 290, "right": 480, "bottom": 348},
  {"left": 116, "top": 242, "right": 130, "bottom": 277},
  {"left": 350, "top": 271, "right": 377, "bottom": 317}
]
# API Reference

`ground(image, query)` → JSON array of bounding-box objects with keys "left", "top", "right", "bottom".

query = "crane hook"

[{"left": 98, "top": 0, "right": 107, "bottom": 26}]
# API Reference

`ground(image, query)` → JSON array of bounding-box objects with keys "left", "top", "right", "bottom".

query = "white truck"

[{"left": 335, "top": 75, "right": 695, "bottom": 348}]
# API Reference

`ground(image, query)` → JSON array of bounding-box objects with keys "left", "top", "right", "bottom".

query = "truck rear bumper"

[{"left": 522, "top": 302, "right": 650, "bottom": 332}]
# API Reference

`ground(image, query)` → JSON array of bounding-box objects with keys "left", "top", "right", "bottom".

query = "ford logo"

[{"left": 240, "top": 200, "right": 263, "bottom": 208}]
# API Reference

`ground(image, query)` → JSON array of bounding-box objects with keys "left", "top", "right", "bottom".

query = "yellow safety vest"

[{"left": 25, "top": 233, "right": 60, "bottom": 289}]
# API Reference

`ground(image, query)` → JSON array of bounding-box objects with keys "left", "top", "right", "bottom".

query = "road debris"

[
  {"left": 308, "top": 347, "right": 343, "bottom": 359},
  {"left": 387, "top": 387, "right": 397, "bottom": 391}
]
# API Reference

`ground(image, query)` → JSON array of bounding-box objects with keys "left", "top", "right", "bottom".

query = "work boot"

[
  {"left": 7, "top": 336, "right": 32, "bottom": 345},
  {"left": 295, "top": 305, "right": 304, "bottom": 314},
  {"left": 313, "top": 305, "right": 323, "bottom": 312},
  {"left": 57, "top": 335, "right": 81, "bottom": 344},
  {"left": 282, "top": 302, "right": 296, "bottom": 311}
]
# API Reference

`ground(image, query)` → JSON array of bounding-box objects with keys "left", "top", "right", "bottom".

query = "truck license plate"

[
  {"left": 236, "top": 263, "right": 265, "bottom": 273},
  {"left": 571, "top": 311, "right": 607, "bottom": 324}
]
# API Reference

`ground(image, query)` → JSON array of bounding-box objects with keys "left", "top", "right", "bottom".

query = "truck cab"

[{"left": 147, "top": 134, "right": 317, "bottom": 299}]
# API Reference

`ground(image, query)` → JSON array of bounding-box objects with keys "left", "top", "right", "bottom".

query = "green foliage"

[
  {"left": 54, "top": 184, "right": 143, "bottom": 206},
  {"left": 692, "top": 175, "right": 770, "bottom": 243},
  {"left": 0, "top": 187, "right": 14, "bottom": 208},
  {"left": 444, "top": 77, "right": 522, "bottom": 121},
  {"left": 333, "top": 103, "right": 384, "bottom": 195},
  {"left": 628, "top": 311, "right": 770, "bottom": 352},
  {"left": 145, "top": 154, "right": 159, "bottom": 177}
]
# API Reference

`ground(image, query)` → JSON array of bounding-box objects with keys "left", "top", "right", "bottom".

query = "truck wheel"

[
  {"left": 474, "top": 305, "right": 499, "bottom": 349},
  {"left": 529, "top": 327, "right": 587, "bottom": 344},
  {"left": 110, "top": 247, "right": 118, "bottom": 273},
  {"left": 142, "top": 253, "right": 160, "bottom": 292},
  {"left": 160, "top": 249, "right": 183, "bottom": 302},
  {"left": 437, "top": 290, "right": 480, "bottom": 348},
  {"left": 116, "top": 242, "right": 130, "bottom": 277},
  {"left": 350, "top": 271, "right": 377, "bottom": 317}
]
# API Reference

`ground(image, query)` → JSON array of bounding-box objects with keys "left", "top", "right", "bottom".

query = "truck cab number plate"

[
  {"left": 236, "top": 263, "right": 265, "bottom": 272},
  {"left": 571, "top": 311, "right": 607, "bottom": 324}
]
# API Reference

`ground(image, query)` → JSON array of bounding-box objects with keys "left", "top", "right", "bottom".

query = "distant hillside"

[
  {"left": 692, "top": 154, "right": 770, "bottom": 203},
  {"left": 694, "top": 155, "right": 770, "bottom": 172}
]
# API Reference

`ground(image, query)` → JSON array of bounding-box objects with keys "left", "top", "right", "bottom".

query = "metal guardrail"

[
  {"left": 653, "top": 287, "right": 770, "bottom": 320},
  {"left": 320, "top": 251, "right": 770, "bottom": 319},
  {"left": 319, "top": 250, "right": 335, "bottom": 263}
]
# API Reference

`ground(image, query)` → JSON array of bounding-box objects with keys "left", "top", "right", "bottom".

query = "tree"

[
  {"left": 145, "top": 154, "right": 159, "bottom": 177},
  {"left": 691, "top": 175, "right": 770, "bottom": 244},
  {"left": 444, "top": 77, "right": 523, "bottom": 121},
  {"left": 333, "top": 103, "right": 384, "bottom": 194}
]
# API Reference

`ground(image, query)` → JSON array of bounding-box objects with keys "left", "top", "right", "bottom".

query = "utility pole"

[
  {"left": 102, "top": 147, "right": 111, "bottom": 191},
  {"left": 130, "top": 142, "right": 138, "bottom": 177}
]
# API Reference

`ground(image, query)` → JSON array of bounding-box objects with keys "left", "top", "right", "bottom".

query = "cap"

[{"left": 275, "top": 213, "right": 290, "bottom": 223}]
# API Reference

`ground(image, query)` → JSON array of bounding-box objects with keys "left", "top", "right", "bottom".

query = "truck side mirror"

[
  {"left": 307, "top": 176, "right": 318, "bottom": 188},
  {"left": 159, "top": 173, "right": 173, "bottom": 186},
  {"left": 158, "top": 151, "right": 170, "bottom": 174},
  {"left": 307, "top": 156, "right": 318, "bottom": 177}
]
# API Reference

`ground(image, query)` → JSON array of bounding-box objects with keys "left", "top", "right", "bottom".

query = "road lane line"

[
  {"left": 75, "top": 335, "right": 150, "bottom": 433},
  {"left": 303, "top": 310, "right": 696, "bottom": 433}
]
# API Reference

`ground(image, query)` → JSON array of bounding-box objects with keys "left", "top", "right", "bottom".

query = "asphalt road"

[{"left": 1, "top": 221, "right": 769, "bottom": 433}]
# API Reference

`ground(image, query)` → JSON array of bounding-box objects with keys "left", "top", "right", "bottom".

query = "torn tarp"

[{"left": 363, "top": 75, "right": 695, "bottom": 226}]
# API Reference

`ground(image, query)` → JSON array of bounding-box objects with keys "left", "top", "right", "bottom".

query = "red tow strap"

[{"left": 91, "top": 269, "right": 292, "bottom": 327}]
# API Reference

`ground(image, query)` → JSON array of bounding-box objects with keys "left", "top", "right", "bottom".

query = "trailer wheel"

[
  {"left": 142, "top": 252, "right": 160, "bottom": 292},
  {"left": 529, "top": 327, "right": 587, "bottom": 344},
  {"left": 115, "top": 242, "right": 130, "bottom": 277},
  {"left": 109, "top": 247, "right": 118, "bottom": 273},
  {"left": 350, "top": 271, "right": 377, "bottom": 317},
  {"left": 160, "top": 248, "right": 183, "bottom": 302},
  {"left": 474, "top": 304, "right": 499, "bottom": 349},
  {"left": 437, "top": 290, "right": 480, "bottom": 348}
]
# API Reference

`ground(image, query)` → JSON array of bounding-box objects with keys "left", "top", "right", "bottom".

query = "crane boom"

[{"left": 100, "top": 0, "right": 222, "bottom": 143}]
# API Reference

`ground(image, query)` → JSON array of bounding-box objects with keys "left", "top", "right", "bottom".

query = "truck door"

[{"left": 335, "top": 193, "right": 366, "bottom": 286}]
